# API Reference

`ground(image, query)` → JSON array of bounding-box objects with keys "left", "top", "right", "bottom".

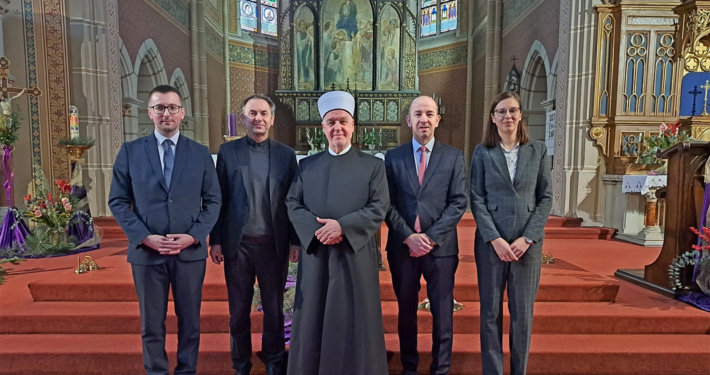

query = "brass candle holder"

[
  {"left": 64, "top": 145, "right": 92, "bottom": 162},
  {"left": 75, "top": 255, "right": 99, "bottom": 274},
  {"left": 542, "top": 252, "right": 555, "bottom": 264}
]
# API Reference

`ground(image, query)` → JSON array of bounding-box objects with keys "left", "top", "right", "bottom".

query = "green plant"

[
  {"left": 23, "top": 226, "right": 78, "bottom": 256},
  {"left": 58, "top": 137, "right": 95, "bottom": 147},
  {"left": 637, "top": 120, "right": 694, "bottom": 165},
  {"left": 668, "top": 227, "right": 710, "bottom": 290},
  {"left": 361, "top": 127, "right": 382, "bottom": 147},
  {"left": 0, "top": 109, "right": 22, "bottom": 147},
  {"left": 0, "top": 257, "right": 25, "bottom": 285}
]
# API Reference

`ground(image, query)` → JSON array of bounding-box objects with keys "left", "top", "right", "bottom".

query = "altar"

[{"left": 609, "top": 175, "right": 667, "bottom": 247}]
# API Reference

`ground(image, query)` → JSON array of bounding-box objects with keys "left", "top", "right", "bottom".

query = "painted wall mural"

[
  {"left": 378, "top": 6, "right": 400, "bottom": 91},
  {"left": 322, "top": 0, "right": 374, "bottom": 90},
  {"left": 294, "top": 6, "right": 315, "bottom": 90}
]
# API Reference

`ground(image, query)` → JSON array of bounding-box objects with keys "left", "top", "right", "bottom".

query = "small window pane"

[
  {"left": 261, "top": 0, "right": 277, "bottom": 7},
  {"left": 421, "top": 6, "right": 437, "bottom": 37},
  {"left": 440, "top": 0, "right": 457, "bottom": 33},
  {"left": 240, "top": 0, "right": 258, "bottom": 32},
  {"left": 261, "top": 6, "right": 277, "bottom": 36}
]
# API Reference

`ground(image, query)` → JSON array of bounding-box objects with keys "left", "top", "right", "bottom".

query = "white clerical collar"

[
  {"left": 155, "top": 129, "right": 180, "bottom": 146},
  {"left": 328, "top": 143, "right": 352, "bottom": 156},
  {"left": 412, "top": 137, "right": 435, "bottom": 152}
]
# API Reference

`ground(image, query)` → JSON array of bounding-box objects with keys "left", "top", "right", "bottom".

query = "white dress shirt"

[
  {"left": 328, "top": 143, "right": 352, "bottom": 156},
  {"left": 501, "top": 142, "right": 520, "bottom": 183},
  {"left": 154, "top": 130, "right": 180, "bottom": 172}
]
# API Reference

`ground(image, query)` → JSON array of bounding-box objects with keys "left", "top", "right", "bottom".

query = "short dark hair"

[
  {"left": 148, "top": 85, "right": 182, "bottom": 103},
  {"left": 482, "top": 91, "right": 530, "bottom": 148},
  {"left": 241, "top": 94, "right": 276, "bottom": 116}
]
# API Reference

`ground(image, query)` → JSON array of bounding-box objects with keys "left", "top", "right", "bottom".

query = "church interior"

[{"left": 0, "top": 0, "right": 709, "bottom": 374}]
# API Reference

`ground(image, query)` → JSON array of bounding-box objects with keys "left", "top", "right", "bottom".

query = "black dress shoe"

[
  {"left": 235, "top": 368, "right": 250, "bottom": 375},
  {"left": 266, "top": 363, "right": 282, "bottom": 375}
]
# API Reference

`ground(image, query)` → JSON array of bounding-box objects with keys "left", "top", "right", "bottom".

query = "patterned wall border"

[
  {"left": 22, "top": 0, "right": 42, "bottom": 184},
  {"left": 207, "top": 25, "right": 225, "bottom": 58},
  {"left": 552, "top": 0, "right": 570, "bottom": 215},
  {"left": 229, "top": 0, "right": 237, "bottom": 33},
  {"left": 151, "top": 0, "right": 190, "bottom": 29},
  {"left": 43, "top": 0, "right": 71, "bottom": 180},
  {"left": 228, "top": 40, "right": 279, "bottom": 71},
  {"left": 503, "top": 0, "right": 542, "bottom": 30},
  {"left": 418, "top": 43, "right": 467, "bottom": 72},
  {"left": 107, "top": 0, "right": 122, "bottom": 158}
]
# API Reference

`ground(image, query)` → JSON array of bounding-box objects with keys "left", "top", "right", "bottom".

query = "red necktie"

[{"left": 414, "top": 145, "right": 427, "bottom": 232}]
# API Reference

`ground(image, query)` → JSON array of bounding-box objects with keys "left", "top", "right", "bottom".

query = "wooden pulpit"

[{"left": 616, "top": 142, "right": 709, "bottom": 296}]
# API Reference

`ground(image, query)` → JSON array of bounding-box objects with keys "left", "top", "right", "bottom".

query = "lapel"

[
  {"left": 144, "top": 135, "right": 169, "bottom": 193},
  {"left": 169, "top": 135, "right": 189, "bottom": 193},
  {"left": 489, "top": 145, "right": 515, "bottom": 191},
  {"left": 403, "top": 141, "right": 420, "bottom": 191},
  {"left": 513, "top": 142, "right": 533, "bottom": 188},
  {"left": 420, "top": 140, "right": 443, "bottom": 191},
  {"left": 235, "top": 137, "right": 251, "bottom": 196}
]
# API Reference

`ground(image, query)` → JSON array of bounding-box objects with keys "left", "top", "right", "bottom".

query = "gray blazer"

[{"left": 469, "top": 139, "right": 552, "bottom": 244}]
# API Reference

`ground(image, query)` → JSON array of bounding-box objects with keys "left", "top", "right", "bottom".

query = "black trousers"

[
  {"left": 132, "top": 257, "right": 206, "bottom": 375},
  {"left": 224, "top": 240, "right": 289, "bottom": 370},
  {"left": 388, "top": 248, "right": 459, "bottom": 375}
]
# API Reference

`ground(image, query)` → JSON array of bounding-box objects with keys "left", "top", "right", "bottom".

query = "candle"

[
  {"left": 69, "top": 106, "right": 79, "bottom": 139},
  {"left": 228, "top": 113, "right": 237, "bottom": 136}
]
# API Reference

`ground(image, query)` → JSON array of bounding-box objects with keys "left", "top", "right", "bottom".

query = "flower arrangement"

[
  {"left": 668, "top": 227, "right": 710, "bottom": 291},
  {"left": 361, "top": 127, "right": 382, "bottom": 149},
  {"left": 637, "top": 120, "right": 694, "bottom": 165},
  {"left": 23, "top": 178, "right": 76, "bottom": 238},
  {"left": 305, "top": 128, "right": 326, "bottom": 155}
]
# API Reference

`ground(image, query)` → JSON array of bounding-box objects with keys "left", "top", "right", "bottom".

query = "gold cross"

[{"left": 0, "top": 57, "right": 42, "bottom": 101}]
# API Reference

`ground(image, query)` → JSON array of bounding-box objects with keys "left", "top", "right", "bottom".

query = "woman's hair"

[{"left": 482, "top": 91, "right": 530, "bottom": 148}]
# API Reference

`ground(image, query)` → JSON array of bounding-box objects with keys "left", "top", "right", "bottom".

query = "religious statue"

[{"left": 1, "top": 88, "right": 25, "bottom": 118}]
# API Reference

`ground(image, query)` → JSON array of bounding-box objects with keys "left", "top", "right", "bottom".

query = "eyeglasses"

[
  {"left": 493, "top": 107, "right": 521, "bottom": 117},
  {"left": 150, "top": 105, "right": 183, "bottom": 114}
]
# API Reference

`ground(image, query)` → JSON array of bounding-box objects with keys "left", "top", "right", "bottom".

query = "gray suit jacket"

[{"left": 469, "top": 139, "right": 552, "bottom": 244}]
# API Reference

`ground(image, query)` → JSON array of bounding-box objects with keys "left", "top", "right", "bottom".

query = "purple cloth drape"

[
  {"left": 0, "top": 210, "right": 29, "bottom": 252},
  {"left": 694, "top": 183, "right": 710, "bottom": 281},
  {"left": 677, "top": 293, "right": 710, "bottom": 312},
  {"left": 67, "top": 213, "right": 94, "bottom": 244},
  {"left": 2, "top": 146, "right": 14, "bottom": 207}
]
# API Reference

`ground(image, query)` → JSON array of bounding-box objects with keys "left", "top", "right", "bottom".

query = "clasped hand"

[
  {"left": 143, "top": 234, "right": 196, "bottom": 256},
  {"left": 405, "top": 233, "right": 435, "bottom": 257},
  {"left": 491, "top": 237, "right": 531, "bottom": 262},
  {"left": 315, "top": 217, "right": 343, "bottom": 245}
]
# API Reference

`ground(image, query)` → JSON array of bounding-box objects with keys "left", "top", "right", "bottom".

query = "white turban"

[{"left": 318, "top": 91, "right": 355, "bottom": 118}]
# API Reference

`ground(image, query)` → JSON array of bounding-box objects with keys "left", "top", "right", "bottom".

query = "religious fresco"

[
  {"left": 294, "top": 6, "right": 316, "bottom": 90},
  {"left": 322, "top": 0, "right": 374, "bottom": 90},
  {"left": 378, "top": 6, "right": 400, "bottom": 91}
]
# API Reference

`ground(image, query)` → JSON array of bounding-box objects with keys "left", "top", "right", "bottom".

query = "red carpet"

[{"left": 1, "top": 217, "right": 708, "bottom": 375}]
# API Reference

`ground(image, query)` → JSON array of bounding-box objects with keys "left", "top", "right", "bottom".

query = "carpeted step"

[
  {"left": 1, "top": 333, "right": 708, "bottom": 375},
  {"left": 28, "top": 273, "right": 620, "bottom": 303},
  {"left": 3, "top": 301, "right": 708, "bottom": 335}
]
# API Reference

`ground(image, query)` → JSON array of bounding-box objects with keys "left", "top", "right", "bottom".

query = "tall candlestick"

[
  {"left": 228, "top": 113, "right": 237, "bottom": 136},
  {"left": 69, "top": 105, "right": 79, "bottom": 139}
]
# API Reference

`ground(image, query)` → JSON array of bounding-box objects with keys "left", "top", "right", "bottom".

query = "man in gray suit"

[
  {"left": 109, "top": 85, "right": 222, "bottom": 375},
  {"left": 385, "top": 96, "right": 467, "bottom": 375},
  {"left": 469, "top": 91, "right": 553, "bottom": 375},
  {"left": 209, "top": 94, "right": 299, "bottom": 375}
]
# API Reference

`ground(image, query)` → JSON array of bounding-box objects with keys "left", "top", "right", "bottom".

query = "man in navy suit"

[
  {"left": 385, "top": 96, "right": 467, "bottom": 375},
  {"left": 108, "top": 85, "right": 221, "bottom": 375},
  {"left": 208, "top": 94, "right": 298, "bottom": 375}
]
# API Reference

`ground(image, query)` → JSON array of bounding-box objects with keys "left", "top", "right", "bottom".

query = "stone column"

[
  {"left": 0, "top": 0, "right": 10, "bottom": 58},
  {"left": 551, "top": 0, "right": 605, "bottom": 225},
  {"left": 190, "top": 0, "right": 209, "bottom": 146},
  {"left": 483, "top": 0, "right": 503, "bottom": 119},
  {"left": 65, "top": 0, "right": 122, "bottom": 217}
]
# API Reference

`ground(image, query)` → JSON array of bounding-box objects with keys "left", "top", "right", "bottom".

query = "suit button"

[{"left": 169, "top": 199, "right": 173, "bottom": 203}]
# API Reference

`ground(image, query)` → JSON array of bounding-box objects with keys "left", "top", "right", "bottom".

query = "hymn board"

[{"left": 275, "top": 0, "right": 420, "bottom": 149}]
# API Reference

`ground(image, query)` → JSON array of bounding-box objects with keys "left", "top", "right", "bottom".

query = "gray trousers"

[
  {"left": 474, "top": 236, "right": 542, "bottom": 375},
  {"left": 132, "top": 257, "right": 206, "bottom": 375}
]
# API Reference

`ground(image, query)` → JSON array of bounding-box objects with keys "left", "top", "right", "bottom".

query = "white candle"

[{"left": 69, "top": 105, "right": 79, "bottom": 139}]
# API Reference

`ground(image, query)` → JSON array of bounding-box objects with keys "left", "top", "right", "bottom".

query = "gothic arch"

[
  {"left": 134, "top": 39, "right": 169, "bottom": 139},
  {"left": 133, "top": 38, "right": 169, "bottom": 90},
  {"left": 118, "top": 37, "right": 136, "bottom": 100},
  {"left": 520, "top": 40, "right": 553, "bottom": 109},
  {"left": 170, "top": 68, "right": 193, "bottom": 117}
]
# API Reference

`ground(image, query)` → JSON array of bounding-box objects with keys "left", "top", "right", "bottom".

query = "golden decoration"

[
  {"left": 75, "top": 256, "right": 99, "bottom": 274},
  {"left": 542, "top": 252, "right": 555, "bottom": 264},
  {"left": 590, "top": 126, "right": 604, "bottom": 140},
  {"left": 686, "top": 56, "right": 700, "bottom": 71},
  {"left": 63, "top": 145, "right": 91, "bottom": 162}
]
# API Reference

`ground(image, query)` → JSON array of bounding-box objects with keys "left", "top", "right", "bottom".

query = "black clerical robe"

[{"left": 286, "top": 148, "right": 389, "bottom": 375}]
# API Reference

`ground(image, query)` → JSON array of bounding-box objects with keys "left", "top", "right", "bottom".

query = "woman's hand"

[
  {"left": 510, "top": 237, "right": 531, "bottom": 259},
  {"left": 491, "top": 237, "right": 518, "bottom": 262}
]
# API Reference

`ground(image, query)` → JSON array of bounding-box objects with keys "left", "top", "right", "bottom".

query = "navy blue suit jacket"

[
  {"left": 108, "top": 133, "right": 222, "bottom": 265},
  {"left": 384, "top": 140, "right": 467, "bottom": 257},
  {"left": 209, "top": 137, "right": 298, "bottom": 259}
]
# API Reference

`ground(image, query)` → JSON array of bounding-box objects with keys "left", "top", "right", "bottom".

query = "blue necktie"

[{"left": 163, "top": 139, "right": 174, "bottom": 188}]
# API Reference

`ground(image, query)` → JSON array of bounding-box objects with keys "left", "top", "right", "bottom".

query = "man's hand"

[
  {"left": 405, "top": 233, "right": 434, "bottom": 258},
  {"left": 491, "top": 237, "right": 518, "bottom": 262},
  {"left": 289, "top": 245, "right": 300, "bottom": 262},
  {"left": 315, "top": 217, "right": 344, "bottom": 245},
  {"left": 210, "top": 244, "right": 224, "bottom": 265},
  {"left": 155, "top": 234, "right": 197, "bottom": 255},
  {"left": 510, "top": 237, "right": 531, "bottom": 259},
  {"left": 141, "top": 235, "right": 167, "bottom": 251}
]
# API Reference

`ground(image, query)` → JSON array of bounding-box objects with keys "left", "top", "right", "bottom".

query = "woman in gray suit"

[{"left": 469, "top": 91, "right": 552, "bottom": 375}]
